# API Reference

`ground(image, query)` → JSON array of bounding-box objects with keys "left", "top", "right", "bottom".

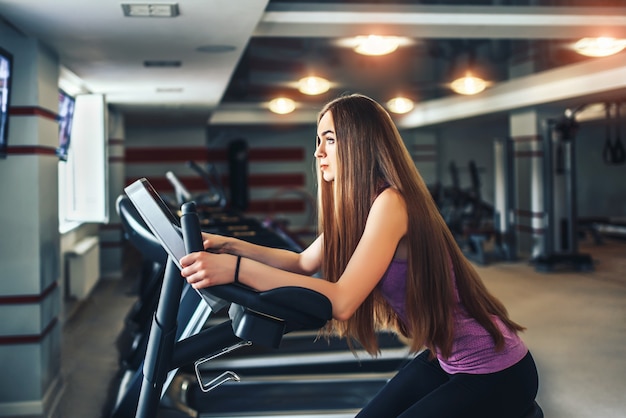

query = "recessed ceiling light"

[
  {"left": 298, "top": 76, "right": 330, "bottom": 95},
  {"left": 450, "top": 74, "right": 488, "bottom": 95},
  {"left": 573, "top": 37, "right": 626, "bottom": 57},
  {"left": 354, "top": 35, "right": 400, "bottom": 56},
  {"left": 121, "top": 3, "right": 179, "bottom": 17},
  {"left": 268, "top": 97, "right": 296, "bottom": 114},
  {"left": 336, "top": 36, "right": 412, "bottom": 56},
  {"left": 386, "top": 97, "right": 414, "bottom": 114}
]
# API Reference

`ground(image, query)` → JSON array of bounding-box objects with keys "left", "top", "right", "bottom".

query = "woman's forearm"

[{"left": 223, "top": 236, "right": 311, "bottom": 275}]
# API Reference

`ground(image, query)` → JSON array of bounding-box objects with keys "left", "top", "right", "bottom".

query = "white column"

[{"left": 0, "top": 24, "right": 63, "bottom": 417}]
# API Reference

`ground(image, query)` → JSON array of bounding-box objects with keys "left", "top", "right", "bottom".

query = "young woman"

[{"left": 180, "top": 93, "right": 539, "bottom": 417}]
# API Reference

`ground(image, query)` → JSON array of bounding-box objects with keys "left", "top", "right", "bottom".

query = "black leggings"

[{"left": 356, "top": 350, "right": 539, "bottom": 418}]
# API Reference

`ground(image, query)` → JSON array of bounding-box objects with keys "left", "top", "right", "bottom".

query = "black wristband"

[{"left": 234, "top": 256, "right": 242, "bottom": 283}]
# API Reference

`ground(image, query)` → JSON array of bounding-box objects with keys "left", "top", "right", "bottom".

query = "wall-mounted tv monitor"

[
  {"left": 0, "top": 47, "right": 13, "bottom": 159},
  {"left": 56, "top": 89, "right": 76, "bottom": 161}
]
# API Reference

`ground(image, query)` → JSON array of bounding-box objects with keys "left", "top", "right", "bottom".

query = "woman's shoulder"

[
  {"left": 375, "top": 186, "right": 405, "bottom": 206},
  {"left": 370, "top": 187, "right": 408, "bottom": 226}
]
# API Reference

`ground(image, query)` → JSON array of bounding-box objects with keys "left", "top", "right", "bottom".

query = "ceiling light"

[
  {"left": 573, "top": 37, "right": 626, "bottom": 57},
  {"left": 450, "top": 74, "right": 488, "bottom": 95},
  {"left": 121, "top": 3, "right": 179, "bottom": 17},
  {"left": 268, "top": 97, "right": 296, "bottom": 115},
  {"left": 386, "top": 97, "right": 414, "bottom": 114},
  {"left": 354, "top": 35, "right": 401, "bottom": 56},
  {"left": 298, "top": 76, "right": 330, "bottom": 95}
]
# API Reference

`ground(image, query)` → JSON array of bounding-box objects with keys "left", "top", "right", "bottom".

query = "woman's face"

[{"left": 315, "top": 110, "right": 337, "bottom": 182}]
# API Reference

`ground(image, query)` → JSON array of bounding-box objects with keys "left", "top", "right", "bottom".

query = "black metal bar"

[
  {"left": 541, "top": 119, "right": 555, "bottom": 258},
  {"left": 136, "top": 257, "right": 184, "bottom": 418},
  {"left": 181, "top": 201, "right": 204, "bottom": 253},
  {"left": 505, "top": 137, "right": 517, "bottom": 259},
  {"left": 564, "top": 133, "right": 578, "bottom": 254}
]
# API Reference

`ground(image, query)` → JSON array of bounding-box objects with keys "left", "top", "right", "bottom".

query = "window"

[{"left": 58, "top": 94, "right": 109, "bottom": 232}]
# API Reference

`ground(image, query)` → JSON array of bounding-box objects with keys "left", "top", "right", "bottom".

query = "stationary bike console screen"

[
  {"left": 124, "top": 177, "right": 332, "bottom": 326},
  {"left": 124, "top": 178, "right": 186, "bottom": 268},
  {"left": 124, "top": 177, "right": 235, "bottom": 313}
]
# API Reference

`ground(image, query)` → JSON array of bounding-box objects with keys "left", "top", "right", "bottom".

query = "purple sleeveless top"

[{"left": 377, "top": 258, "right": 527, "bottom": 374}]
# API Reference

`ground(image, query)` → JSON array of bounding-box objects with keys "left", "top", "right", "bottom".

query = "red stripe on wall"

[
  {"left": 515, "top": 209, "right": 544, "bottom": 219},
  {"left": 10, "top": 106, "right": 58, "bottom": 121},
  {"left": 250, "top": 148, "right": 304, "bottom": 161},
  {"left": 248, "top": 199, "right": 305, "bottom": 213},
  {"left": 514, "top": 150, "right": 542, "bottom": 158},
  {"left": 125, "top": 147, "right": 305, "bottom": 163},
  {"left": 0, "top": 282, "right": 58, "bottom": 305},
  {"left": 6, "top": 146, "right": 57, "bottom": 156},
  {"left": 511, "top": 135, "right": 542, "bottom": 143},
  {"left": 109, "top": 156, "right": 126, "bottom": 163},
  {"left": 125, "top": 147, "right": 214, "bottom": 163},
  {"left": 249, "top": 173, "right": 305, "bottom": 187},
  {"left": 126, "top": 173, "right": 305, "bottom": 192},
  {"left": 0, "top": 318, "right": 58, "bottom": 345},
  {"left": 124, "top": 176, "right": 208, "bottom": 191}
]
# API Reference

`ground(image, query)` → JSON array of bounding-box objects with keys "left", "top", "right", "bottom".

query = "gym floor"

[{"left": 54, "top": 237, "right": 626, "bottom": 418}]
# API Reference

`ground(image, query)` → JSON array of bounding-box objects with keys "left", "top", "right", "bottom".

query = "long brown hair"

[{"left": 316, "top": 94, "right": 524, "bottom": 357}]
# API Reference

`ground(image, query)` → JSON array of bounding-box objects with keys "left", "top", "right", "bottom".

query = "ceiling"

[{"left": 1, "top": 0, "right": 625, "bottom": 127}]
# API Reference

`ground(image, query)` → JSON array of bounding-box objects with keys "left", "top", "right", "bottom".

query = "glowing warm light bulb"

[
  {"left": 574, "top": 37, "right": 626, "bottom": 57},
  {"left": 354, "top": 35, "right": 400, "bottom": 56},
  {"left": 386, "top": 97, "right": 414, "bottom": 114},
  {"left": 298, "top": 76, "right": 330, "bottom": 95},
  {"left": 268, "top": 97, "right": 296, "bottom": 114},
  {"left": 450, "top": 74, "right": 487, "bottom": 95}
]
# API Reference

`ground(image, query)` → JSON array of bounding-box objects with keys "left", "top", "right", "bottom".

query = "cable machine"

[
  {"left": 493, "top": 137, "right": 517, "bottom": 262},
  {"left": 532, "top": 109, "right": 593, "bottom": 272}
]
